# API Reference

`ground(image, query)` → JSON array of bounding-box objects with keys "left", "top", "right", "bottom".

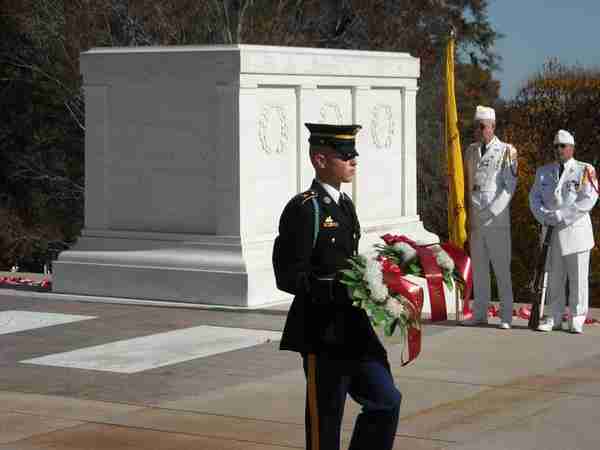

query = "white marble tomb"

[{"left": 53, "top": 45, "right": 437, "bottom": 307}]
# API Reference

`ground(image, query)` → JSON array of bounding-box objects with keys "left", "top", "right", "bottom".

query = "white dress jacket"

[
  {"left": 529, "top": 158, "right": 598, "bottom": 256},
  {"left": 465, "top": 136, "right": 518, "bottom": 229}
]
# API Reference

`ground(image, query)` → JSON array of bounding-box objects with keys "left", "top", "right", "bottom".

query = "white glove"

[{"left": 544, "top": 210, "right": 562, "bottom": 226}]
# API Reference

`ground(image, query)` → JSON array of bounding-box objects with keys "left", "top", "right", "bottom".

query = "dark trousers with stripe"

[{"left": 303, "top": 354, "right": 401, "bottom": 450}]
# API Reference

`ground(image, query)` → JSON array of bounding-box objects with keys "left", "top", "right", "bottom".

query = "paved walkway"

[{"left": 0, "top": 290, "right": 599, "bottom": 449}]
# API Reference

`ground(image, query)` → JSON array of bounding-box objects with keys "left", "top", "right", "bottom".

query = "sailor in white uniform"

[
  {"left": 463, "top": 105, "right": 518, "bottom": 329},
  {"left": 529, "top": 129, "right": 598, "bottom": 333}
]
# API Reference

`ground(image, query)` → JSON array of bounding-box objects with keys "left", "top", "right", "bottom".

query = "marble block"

[{"left": 54, "top": 45, "right": 437, "bottom": 306}]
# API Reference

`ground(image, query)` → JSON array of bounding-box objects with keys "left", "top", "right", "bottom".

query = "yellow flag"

[{"left": 445, "top": 36, "right": 467, "bottom": 248}]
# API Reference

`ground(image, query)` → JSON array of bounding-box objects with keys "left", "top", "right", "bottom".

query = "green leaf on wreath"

[
  {"left": 407, "top": 262, "right": 422, "bottom": 275},
  {"left": 374, "top": 308, "right": 387, "bottom": 323},
  {"left": 443, "top": 271, "right": 454, "bottom": 291},
  {"left": 384, "top": 318, "right": 399, "bottom": 336},
  {"left": 352, "top": 288, "right": 367, "bottom": 300},
  {"left": 340, "top": 269, "right": 360, "bottom": 280}
]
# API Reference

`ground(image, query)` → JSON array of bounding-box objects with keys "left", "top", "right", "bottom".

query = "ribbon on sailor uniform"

[
  {"left": 583, "top": 165, "right": 599, "bottom": 194},
  {"left": 502, "top": 144, "right": 519, "bottom": 178}
]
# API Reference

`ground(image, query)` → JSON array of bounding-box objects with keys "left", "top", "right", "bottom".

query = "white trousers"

[
  {"left": 545, "top": 232, "right": 590, "bottom": 323},
  {"left": 470, "top": 227, "right": 514, "bottom": 323}
]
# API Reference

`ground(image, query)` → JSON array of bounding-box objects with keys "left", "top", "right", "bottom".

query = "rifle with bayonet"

[{"left": 528, "top": 226, "right": 554, "bottom": 330}]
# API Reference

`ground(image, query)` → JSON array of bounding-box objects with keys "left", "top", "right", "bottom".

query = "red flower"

[
  {"left": 381, "top": 234, "right": 417, "bottom": 247},
  {"left": 517, "top": 306, "right": 531, "bottom": 320},
  {"left": 487, "top": 305, "right": 500, "bottom": 317},
  {"left": 381, "top": 234, "right": 400, "bottom": 245},
  {"left": 381, "top": 258, "right": 403, "bottom": 275}
]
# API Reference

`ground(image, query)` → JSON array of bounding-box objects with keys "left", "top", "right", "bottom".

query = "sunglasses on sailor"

[{"left": 554, "top": 143, "right": 568, "bottom": 149}]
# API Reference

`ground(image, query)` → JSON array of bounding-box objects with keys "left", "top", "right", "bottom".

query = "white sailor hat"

[
  {"left": 553, "top": 129, "right": 575, "bottom": 145},
  {"left": 474, "top": 105, "right": 496, "bottom": 122}
]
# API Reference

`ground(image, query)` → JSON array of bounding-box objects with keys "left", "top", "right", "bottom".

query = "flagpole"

[
  {"left": 444, "top": 40, "right": 447, "bottom": 161},
  {"left": 445, "top": 26, "right": 455, "bottom": 159},
  {"left": 446, "top": 26, "right": 464, "bottom": 322}
]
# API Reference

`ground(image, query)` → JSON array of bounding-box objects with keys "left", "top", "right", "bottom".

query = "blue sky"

[{"left": 487, "top": 0, "right": 600, "bottom": 99}]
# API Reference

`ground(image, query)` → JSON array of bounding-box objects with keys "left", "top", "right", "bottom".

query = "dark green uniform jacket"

[{"left": 277, "top": 180, "right": 386, "bottom": 362}]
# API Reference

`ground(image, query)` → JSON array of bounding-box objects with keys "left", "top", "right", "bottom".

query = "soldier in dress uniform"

[
  {"left": 275, "top": 123, "right": 401, "bottom": 450},
  {"left": 529, "top": 130, "right": 598, "bottom": 333},
  {"left": 463, "top": 105, "right": 519, "bottom": 329}
]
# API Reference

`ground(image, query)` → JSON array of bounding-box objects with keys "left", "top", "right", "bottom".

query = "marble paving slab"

[
  {"left": 0, "top": 423, "right": 297, "bottom": 450},
  {"left": 0, "top": 390, "right": 144, "bottom": 423},
  {"left": 445, "top": 396, "right": 600, "bottom": 450},
  {"left": 21, "top": 325, "right": 282, "bottom": 373},
  {"left": 0, "top": 311, "right": 96, "bottom": 335},
  {"left": 0, "top": 411, "right": 82, "bottom": 445}
]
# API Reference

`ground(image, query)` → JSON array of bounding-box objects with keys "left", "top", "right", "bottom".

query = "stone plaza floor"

[{"left": 0, "top": 289, "right": 599, "bottom": 449}]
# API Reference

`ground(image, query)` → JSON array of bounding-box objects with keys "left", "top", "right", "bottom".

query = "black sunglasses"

[
  {"left": 329, "top": 152, "right": 357, "bottom": 161},
  {"left": 554, "top": 143, "right": 568, "bottom": 149}
]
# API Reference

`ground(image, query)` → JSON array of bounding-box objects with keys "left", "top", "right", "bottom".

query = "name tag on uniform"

[{"left": 322, "top": 216, "right": 339, "bottom": 229}]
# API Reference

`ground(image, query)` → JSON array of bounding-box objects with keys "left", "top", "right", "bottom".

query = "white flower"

[
  {"left": 385, "top": 297, "right": 406, "bottom": 318},
  {"left": 363, "top": 258, "right": 388, "bottom": 303},
  {"left": 435, "top": 249, "right": 455, "bottom": 272},
  {"left": 393, "top": 242, "right": 417, "bottom": 262}
]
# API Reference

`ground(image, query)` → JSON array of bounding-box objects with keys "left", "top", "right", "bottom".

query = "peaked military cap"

[{"left": 305, "top": 123, "right": 362, "bottom": 160}]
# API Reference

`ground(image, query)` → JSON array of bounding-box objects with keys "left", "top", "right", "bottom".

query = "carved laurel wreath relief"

[
  {"left": 370, "top": 104, "right": 395, "bottom": 149},
  {"left": 258, "top": 105, "right": 289, "bottom": 154},
  {"left": 319, "top": 102, "right": 344, "bottom": 124}
]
